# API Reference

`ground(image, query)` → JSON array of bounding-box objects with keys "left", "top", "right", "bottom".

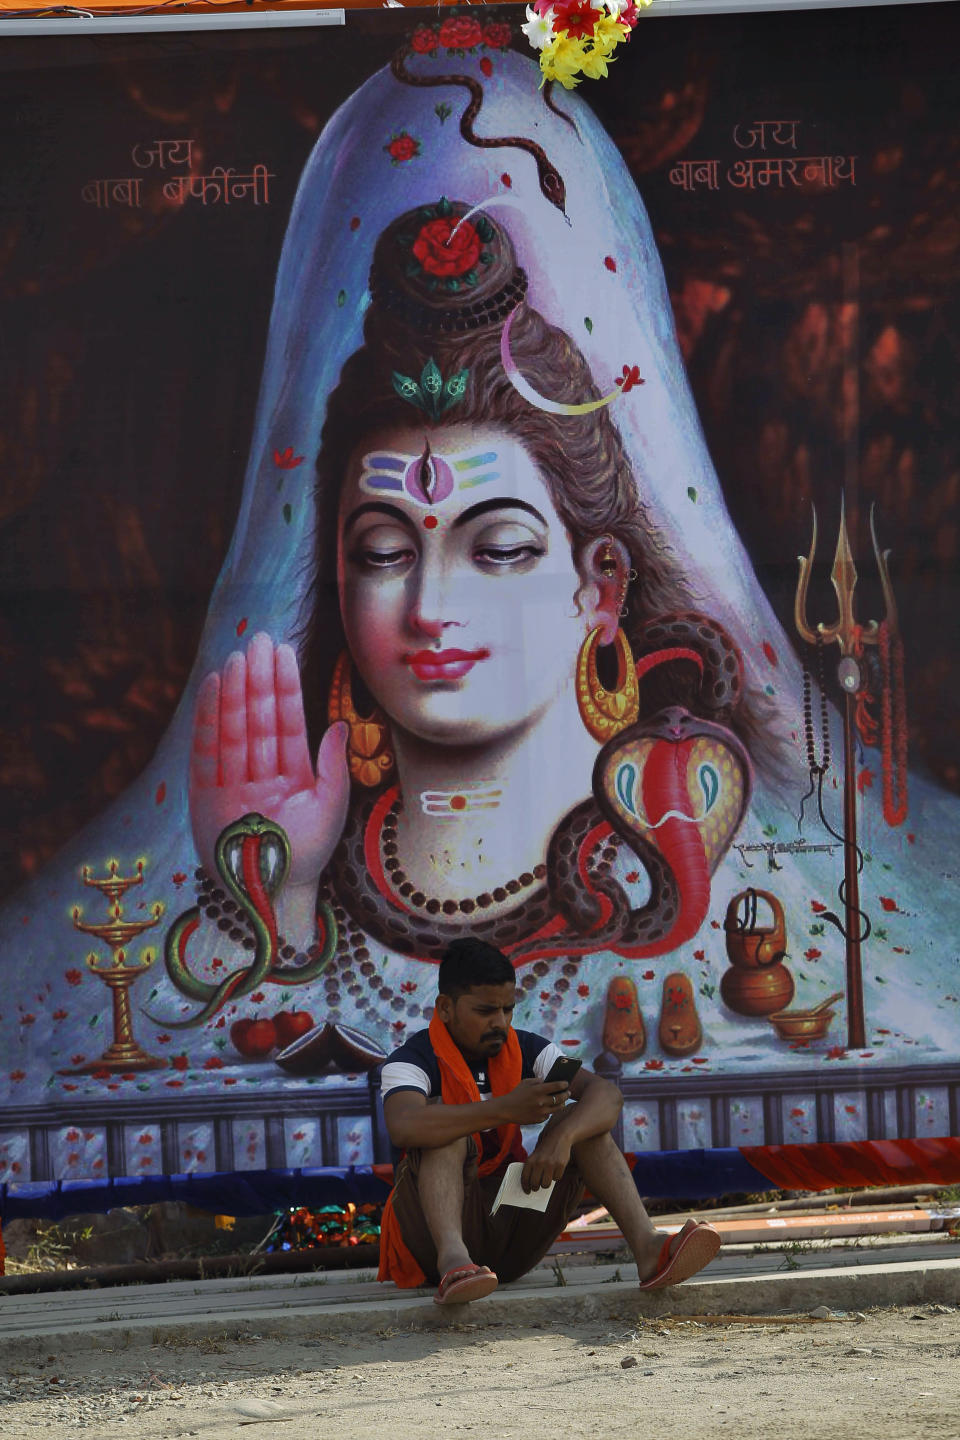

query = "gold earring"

[
  {"left": 328, "top": 652, "right": 395, "bottom": 788},
  {"left": 597, "top": 537, "right": 618, "bottom": 577},
  {"left": 595, "top": 534, "right": 630, "bottom": 617},
  {"left": 575, "top": 627, "right": 640, "bottom": 741}
]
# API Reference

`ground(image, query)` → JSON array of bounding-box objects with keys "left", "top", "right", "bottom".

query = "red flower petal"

[
  {"left": 501, "top": 173, "right": 512, "bottom": 188},
  {"left": 879, "top": 896, "right": 898, "bottom": 912},
  {"left": 236, "top": 618, "right": 248, "bottom": 637},
  {"left": 604, "top": 256, "right": 617, "bottom": 272}
]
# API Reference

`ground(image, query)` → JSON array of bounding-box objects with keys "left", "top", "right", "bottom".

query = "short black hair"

[{"left": 437, "top": 938, "right": 515, "bottom": 1000}]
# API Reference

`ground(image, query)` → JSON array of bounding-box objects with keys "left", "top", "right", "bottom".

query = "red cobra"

[
  {"left": 506, "top": 740, "right": 708, "bottom": 966},
  {"left": 617, "top": 735, "right": 710, "bottom": 956},
  {"left": 508, "top": 709, "right": 752, "bottom": 967}
]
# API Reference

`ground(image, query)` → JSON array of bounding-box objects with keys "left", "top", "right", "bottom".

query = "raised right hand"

[
  {"left": 189, "top": 631, "right": 350, "bottom": 890},
  {"left": 496, "top": 1077, "right": 571, "bottom": 1127}
]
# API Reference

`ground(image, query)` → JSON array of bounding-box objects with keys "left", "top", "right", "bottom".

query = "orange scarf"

[{"left": 377, "top": 1014, "right": 523, "bottom": 1287}]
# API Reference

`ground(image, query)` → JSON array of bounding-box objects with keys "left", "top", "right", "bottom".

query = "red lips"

[{"left": 403, "top": 647, "right": 490, "bottom": 681}]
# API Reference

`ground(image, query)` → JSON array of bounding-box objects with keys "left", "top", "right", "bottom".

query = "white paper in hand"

[{"left": 490, "top": 1161, "right": 556, "bottom": 1216}]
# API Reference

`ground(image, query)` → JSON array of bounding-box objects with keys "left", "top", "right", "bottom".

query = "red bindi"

[{"left": 423, "top": 514, "right": 439, "bottom": 530}]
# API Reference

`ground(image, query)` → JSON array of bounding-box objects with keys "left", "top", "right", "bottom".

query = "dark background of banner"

[{"left": 1, "top": 3, "right": 957, "bottom": 902}]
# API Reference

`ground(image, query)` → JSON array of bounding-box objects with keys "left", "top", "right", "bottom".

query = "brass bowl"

[{"left": 768, "top": 1007, "right": 837, "bottom": 1042}]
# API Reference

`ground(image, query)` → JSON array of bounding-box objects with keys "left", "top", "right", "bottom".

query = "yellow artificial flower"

[
  {"left": 579, "top": 45, "right": 615, "bottom": 80},
  {"left": 592, "top": 12, "right": 631, "bottom": 53},
  {"left": 539, "top": 31, "right": 588, "bottom": 88}
]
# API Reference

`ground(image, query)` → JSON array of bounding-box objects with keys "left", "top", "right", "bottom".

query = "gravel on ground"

[{"left": 1, "top": 1303, "right": 957, "bottom": 1439}]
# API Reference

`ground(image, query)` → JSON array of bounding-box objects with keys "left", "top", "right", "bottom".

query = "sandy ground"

[{"left": 1, "top": 1303, "right": 957, "bottom": 1440}]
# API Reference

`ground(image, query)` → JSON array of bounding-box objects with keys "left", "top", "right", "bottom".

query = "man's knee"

[
  {"left": 570, "top": 1128, "right": 618, "bottom": 1159},
  {"left": 410, "top": 1135, "right": 470, "bottom": 1174}
]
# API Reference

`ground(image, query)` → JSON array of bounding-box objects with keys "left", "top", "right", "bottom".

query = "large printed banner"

[{"left": 1, "top": 3, "right": 959, "bottom": 1203}]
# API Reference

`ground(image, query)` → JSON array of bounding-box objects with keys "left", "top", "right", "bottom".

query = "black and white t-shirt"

[{"left": 380, "top": 1027, "right": 563, "bottom": 1159}]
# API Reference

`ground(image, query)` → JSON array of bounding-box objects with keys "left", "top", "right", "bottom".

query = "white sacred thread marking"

[
  {"left": 360, "top": 449, "right": 500, "bottom": 504},
  {"left": 420, "top": 786, "right": 504, "bottom": 816}
]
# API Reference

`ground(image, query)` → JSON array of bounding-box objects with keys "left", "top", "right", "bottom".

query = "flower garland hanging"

[{"left": 522, "top": 0, "right": 652, "bottom": 89}]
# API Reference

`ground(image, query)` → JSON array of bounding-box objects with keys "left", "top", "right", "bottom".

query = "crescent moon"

[{"left": 500, "top": 307, "right": 623, "bottom": 416}]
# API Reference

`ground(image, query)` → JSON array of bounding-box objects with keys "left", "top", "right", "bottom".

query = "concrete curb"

[{"left": 2, "top": 1258, "right": 958, "bottom": 1359}]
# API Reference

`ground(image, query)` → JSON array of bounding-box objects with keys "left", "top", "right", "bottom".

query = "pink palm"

[{"left": 189, "top": 632, "right": 350, "bottom": 889}]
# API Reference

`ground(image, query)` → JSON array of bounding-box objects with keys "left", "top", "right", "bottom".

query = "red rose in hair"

[
  {"left": 438, "top": 16, "right": 483, "bottom": 49},
  {"left": 483, "top": 22, "right": 512, "bottom": 48},
  {"left": 413, "top": 217, "right": 481, "bottom": 278},
  {"left": 410, "top": 25, "right": 439, "bottom": 53}
]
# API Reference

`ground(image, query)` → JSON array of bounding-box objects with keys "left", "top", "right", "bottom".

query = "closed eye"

[
  {"left": 473, "top": 543, "right": 545, "bottom": 568},
  {"left": 347, "top": 522, "right": 418, "bottom": 570},
  {"left": 472, "top": 521, "right": 546, "bottom": 571},
  {"left": 352, "top": 544, "right": 416, "bottom": 569}
]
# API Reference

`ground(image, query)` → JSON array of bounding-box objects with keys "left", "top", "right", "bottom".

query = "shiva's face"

[{"left": 336, "top": 424, "right": 591, "bottom": 748}]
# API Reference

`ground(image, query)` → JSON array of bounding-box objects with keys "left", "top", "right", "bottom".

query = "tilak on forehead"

[{"left": 360, "top": 441, "right": 501, "bottom": 507}]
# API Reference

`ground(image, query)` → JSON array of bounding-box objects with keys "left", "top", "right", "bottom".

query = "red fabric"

[
  {"left": 742, "top": 1137, "right": 960, "bottom": 1192},
  {"left": 377, "top": 1016, "right": 523, "bottom": 1287}
]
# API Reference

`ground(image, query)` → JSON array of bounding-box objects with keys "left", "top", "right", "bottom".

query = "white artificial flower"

[{"left": 522, "top": 3, "right": 556, "bottom": 51}]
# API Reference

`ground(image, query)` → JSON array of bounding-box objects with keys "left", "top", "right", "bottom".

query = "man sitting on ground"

[{"left": 377, "top": 937, "right": 720, "bottom": 1305}]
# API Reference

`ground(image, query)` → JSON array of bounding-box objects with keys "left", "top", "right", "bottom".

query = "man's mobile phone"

[{"left": 546, "top": 1056, "right": 582, "bottom": 1085}]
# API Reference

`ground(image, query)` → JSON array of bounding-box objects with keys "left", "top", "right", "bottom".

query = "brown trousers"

[{"left": 389, "top": 1140, "right": 586, "bottom": 1285}]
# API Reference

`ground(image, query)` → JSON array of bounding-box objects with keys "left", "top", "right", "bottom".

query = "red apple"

[
  {"left": 230, "top": 1016, "right": 278, "bottom": 1060},
  {"left": 273, "top": 1010, "right": 315, "bottom": 1050}
]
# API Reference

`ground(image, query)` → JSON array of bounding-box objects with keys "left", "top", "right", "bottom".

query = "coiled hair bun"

[{"left": 368, "top": 197, "right": 527, "bottom": 336}]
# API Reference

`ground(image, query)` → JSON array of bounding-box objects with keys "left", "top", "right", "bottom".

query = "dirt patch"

[{"left": 1, "top": 1304, "right": 957, "bottom": 1439}]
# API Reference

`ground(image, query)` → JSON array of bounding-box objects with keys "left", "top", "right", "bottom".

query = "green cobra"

[{"left": 144, "top": 812, "right": 337, "bottom": 1029}]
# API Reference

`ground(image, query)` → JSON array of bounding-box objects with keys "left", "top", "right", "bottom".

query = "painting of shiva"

[{"left": 1, "top": 4, "right": 958, "bottom": 1185}]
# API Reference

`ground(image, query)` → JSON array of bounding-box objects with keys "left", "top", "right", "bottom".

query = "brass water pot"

[{"left": 720, "top": 887, "right": 795, "bottom": 1017}]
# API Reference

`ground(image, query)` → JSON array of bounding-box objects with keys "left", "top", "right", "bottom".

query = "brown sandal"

[
  {"left": 602, "top": 975, "right": 646, "bottom": 1060},
  {"left": 658, "top": 971, "right": 702, "bottom": 1058}
]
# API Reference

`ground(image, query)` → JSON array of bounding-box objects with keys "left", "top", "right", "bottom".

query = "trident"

[{"left": 794, "top": 496, "right": 898, "bottom": 1050}]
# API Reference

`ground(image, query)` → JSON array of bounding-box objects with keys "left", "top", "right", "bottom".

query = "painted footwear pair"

[{"left": 602, "top": 973, "right": 703, "bottom": 1061}]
